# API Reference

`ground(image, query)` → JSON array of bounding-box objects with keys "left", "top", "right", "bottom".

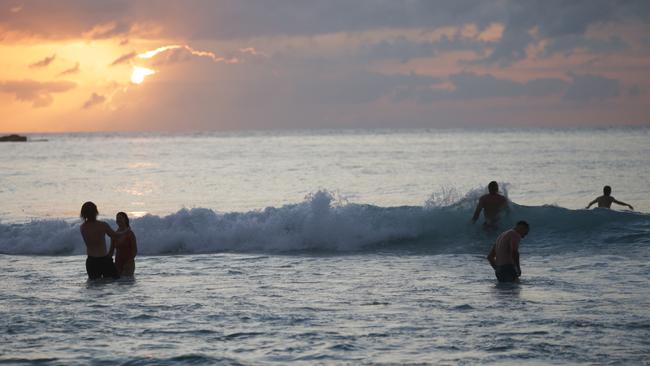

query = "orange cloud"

[
  {"left": 59, "top": 62, "right": 80, "bottom": 76},
  {"left": 82, "top": 92, "right": 106, "bottom": 109},
  {"left": 137, "top": 45, "right": 240, "bottom": 64},
  {"left": 82, "top": 22, "right": 123, "bottom": 39},
  {"left": 29, "top": 54, "right": 56, "bottom": 68},
  {"left": 0, "top": 79, "right": 76, "bottom": 107},
  {"left": 110, "top": 51, "right": 137, "bottom": 66}
]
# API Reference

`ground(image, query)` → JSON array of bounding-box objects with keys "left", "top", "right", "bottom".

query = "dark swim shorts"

[
  {"left": 495, "top": 264, "right": 519, "bottom": 282},
  {"left": 86, "top": 255, "right": 119, "bottom": 280}
]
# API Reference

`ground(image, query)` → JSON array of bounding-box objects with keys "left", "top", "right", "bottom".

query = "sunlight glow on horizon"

[{"left": 130, "top": 65, "right": 155, "bottom": 84}]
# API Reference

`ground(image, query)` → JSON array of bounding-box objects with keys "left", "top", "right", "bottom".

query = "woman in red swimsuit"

[{"left": 109, "top": 212, "right": 138, "bottom": 277}]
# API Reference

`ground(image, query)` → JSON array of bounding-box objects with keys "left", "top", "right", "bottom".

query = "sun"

[{"left": 130, "top": 65, "right": 155, "bottom": 84}]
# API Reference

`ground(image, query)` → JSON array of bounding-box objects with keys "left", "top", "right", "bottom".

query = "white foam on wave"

[{"left": 0, "top": 189, "right": 646, "bottom": 256}]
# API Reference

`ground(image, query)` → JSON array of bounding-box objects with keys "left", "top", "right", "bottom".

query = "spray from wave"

[{"left": 0, "top": 189, "right": 647, "bottom": 256}]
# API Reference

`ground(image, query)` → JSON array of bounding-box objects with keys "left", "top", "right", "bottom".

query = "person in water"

[
  {"left": 471, "top": 181, "right": 509, "bottom": 229},
  {"left": 108, "top": 212, "right": 138, "bottom": 277},
  {"left": 487, "top": 221, "right": 529, "bottom": 283},
  {"left": 586, "top": 185, "right": 634, "bottom": 210},
  {"left": 80, "top": 202, "right": 121, "bottom": 280}
]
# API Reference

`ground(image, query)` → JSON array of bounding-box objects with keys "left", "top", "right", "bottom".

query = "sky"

[{"left": 1, "top": 0, "right": 649, "bottom": 132}]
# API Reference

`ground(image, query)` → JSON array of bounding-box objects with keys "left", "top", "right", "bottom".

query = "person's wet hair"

[
  {"left": 516, "top": 220, "right": 529, "bottom": 228},
  {"left": 603, "top": 185, "right": 612, "bottom": 196},
  {"left": 80, "top": 202, "right": 98, "bottom": 222},
  {"left": 488, "top": 181, "right": 499, "bottom": 194},
  {"left": 117, "top": 211, "right": 130, "bottom": 228}
]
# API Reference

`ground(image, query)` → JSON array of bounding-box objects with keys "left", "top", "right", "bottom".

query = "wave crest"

[{"left": 0, "top": 189, "right": 646, "bottom": 255}]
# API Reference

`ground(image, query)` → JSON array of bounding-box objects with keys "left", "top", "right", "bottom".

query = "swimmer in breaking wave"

[
  {"left": 471, "top": 181, "right": 509, "bottom": 230},
  {"left": 586, "top": 185, "right": 634, "bottom": 210},
  {"left": 80, "top": 201, "right": 121, "bottom": 280},
  {"left": 487, "top": 221, "right": 529, "bottom": 283}
]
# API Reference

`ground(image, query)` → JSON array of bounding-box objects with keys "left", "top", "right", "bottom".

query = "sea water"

[{"left": 1, "top": 128, "right": 649, "bottom": 365}]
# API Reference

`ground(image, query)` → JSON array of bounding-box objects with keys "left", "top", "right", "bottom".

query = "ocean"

[{"left": 1, "top": 128, "right": 649, "bottom": 365}]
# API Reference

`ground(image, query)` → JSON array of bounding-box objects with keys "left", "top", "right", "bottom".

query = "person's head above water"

[
  {"left": 80, "top": 201, "right": 98, "bottom": 222},
  {"left": 116, "top": 211, "right": 130, "bottom": 229},
  {"left": 603, "top": 185, "right": 612, "bottom": 196},
  {"left": 514, "top": 220, "right": 529, "bottom": 238},
  {"left": 488, "top": 181, "right": 499, "bottom": 194}
]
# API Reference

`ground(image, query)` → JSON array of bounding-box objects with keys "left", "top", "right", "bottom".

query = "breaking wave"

[{"left": 0, "top": 190, "right": 648, "bottom": 256}]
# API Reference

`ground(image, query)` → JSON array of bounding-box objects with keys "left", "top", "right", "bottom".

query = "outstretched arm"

[
  {"left": 103, "top": 222, "right": 120, "bottom": 239},
  {"left": 612, "top": 199, "right": 633, "bottom": 210},
  {"left": 586, "top": 198, "right": 598, "bottom": 209}
]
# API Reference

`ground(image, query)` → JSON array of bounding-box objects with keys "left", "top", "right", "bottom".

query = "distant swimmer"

[
  {"left": 586, "top": 185, "right": 633, "bottom": 210},
  {"left": 487, "top": 221, "right": 529, "bottom": 283},
  {"left": 80, "top": 202, "right": 121, "bottom": 280},
  {"left": 471, "top": 181, "right": 509, "bottom": 230}
]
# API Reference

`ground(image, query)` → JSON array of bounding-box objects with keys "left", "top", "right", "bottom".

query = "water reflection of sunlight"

[
  {"left": 117, "top": 181, "right": 156, "bottom": 196},
  {"left": 127, "top": 162, "right": 156, "bottom": 169},
  {"left": 128, "top": 211, "right": 148, "bottom": 218}
]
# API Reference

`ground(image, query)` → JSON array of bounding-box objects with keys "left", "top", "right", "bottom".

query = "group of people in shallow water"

[
  {"left": 80, "top": 183, "right": 634, "bottom": 282},
  {"left": 80, "top": 201, "right": 137, "bottom": 280},
  {"left": 472, "top": 181, "right": 634, "bottom": 283}
]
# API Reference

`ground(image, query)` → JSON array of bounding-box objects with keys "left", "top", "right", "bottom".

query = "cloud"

[
  {"left": 58, "top": 62, "right": 80, "bottom": 76},
  {"left": 0, "top": 79, "right": 76, "bottom": 107},
  {"left": 110, "top": 51, "right": 136, "bottom": 66},
  {"left": 143, "top": 45, "right": 231, "bottom": 63},
  {"left": 292, "top": 71, "right": 441, "bottom": 104},
  {"left": 360, "top": 34, "right": 491, "bottom": 63},
  {"left": 82, "top": 21, "right": 130, "bottom": 39},
  {"left": 29, "top": 54, "right": 56, "bottom": 68},
  {"left": 394, "top": 72, "right": 567, "bottom": 102},
  {"left": 82, "top": 92, "right": 106, "bottom": 109},
  {"left": 564, "top": 73, "right": 620, "bottom": 101},
  {"left": 392, "top": 72, "right": 621, "bottom": 103},
  {"left": 2, "top": 2, "right": 647, "bottom": 61},
  {"left": 542, "top": 35, "right": 628, "bottom": 57}
]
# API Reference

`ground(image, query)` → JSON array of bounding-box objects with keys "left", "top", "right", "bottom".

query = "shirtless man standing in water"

[
  {"left": 472, "top": 181, "right": 509, "bottom": 230},
  {"left": 586, "top": 186, "right": 634, "bottom": 210},
  {"left": 487, "top": 221, "right": 529, "bottom": 282},
  {"left": 80, "top": 201, "right": 121, "bottom": 280}
]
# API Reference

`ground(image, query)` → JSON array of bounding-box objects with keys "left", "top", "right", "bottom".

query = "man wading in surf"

[
  {"left": 487, "top": 221, "right": 529, "bottom": 283},
  {"left": 80, "top": 201, "right": 122, "bottom": 280}
]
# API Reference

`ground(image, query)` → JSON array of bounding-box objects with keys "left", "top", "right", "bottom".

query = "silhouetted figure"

[
  {"left": 586, "top": 186, "right": 633, "bottom": 210},
  {"left": 108, "top": 212, "right": 138, "bottom": 277},
  {"left": 80, "top": 202, "right": 121, "bottom": 280},
  {"left": 471, "top": 181, "right": 509, "bottom": 230},
  {"left": 487, "top": 221, "right": 529, "bottom": 283}
]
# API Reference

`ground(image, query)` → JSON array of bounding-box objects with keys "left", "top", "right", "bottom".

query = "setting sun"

[{"left": 130, "top": 65, "right": 155, "bottom": 84}]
